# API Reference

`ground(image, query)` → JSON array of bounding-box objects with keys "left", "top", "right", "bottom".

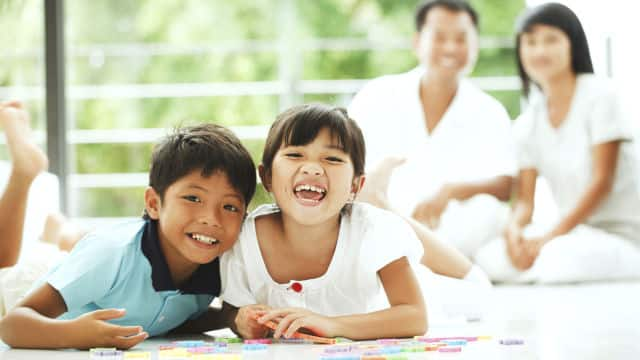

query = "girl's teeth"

[{"left": 295, "top": 184, "right": 326, "bottom": 193}]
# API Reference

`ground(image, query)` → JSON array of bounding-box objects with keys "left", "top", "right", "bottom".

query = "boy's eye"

[
  {"left": 183, "top": 195, "right": 201, "bottom": 203},
  {"left": 223, "top": 204, "right": 240, "bottom": 212}
]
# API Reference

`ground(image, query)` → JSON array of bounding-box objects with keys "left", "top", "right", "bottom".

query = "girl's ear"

[
  {"left": 258, "top": 164, "right": 272, "bottom": 192},
  {"left": 412, "top": 31, "right": 421, "bottom": 55},
  {"left": 144, "top": 187, "right": 162, "bottom": 220},
  {"left": 351, "top": 175, "right": 366, "bottom": 196}
]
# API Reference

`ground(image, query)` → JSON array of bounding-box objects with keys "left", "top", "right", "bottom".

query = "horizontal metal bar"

[
  {"left": 0, "top": 36, "right": 513, "bottom": 58},
  {"left": 67, "top": 125, "right": 271, "bottom": 144},
  {"left": 69, "top": 170, "right": 263, "bottom": 189},
  {"left": 69, "top": 172, "right": 148, "bottom": 188},
  {"left": 0, "top": 76, "right": 520, "bottom": 101}
]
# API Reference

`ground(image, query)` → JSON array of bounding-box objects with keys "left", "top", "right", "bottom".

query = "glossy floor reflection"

[{"left": 1, "top": 281, "right": 638, "bottom": 359}]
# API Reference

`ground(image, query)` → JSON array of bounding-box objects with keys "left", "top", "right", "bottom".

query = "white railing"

[{"left": 1, "top": 35, "right": 518, "bottom": 219}]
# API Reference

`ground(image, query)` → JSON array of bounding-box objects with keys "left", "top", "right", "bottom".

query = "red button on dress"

[{"left": 289, "top": 282, "right": 303, "bottom": 292}]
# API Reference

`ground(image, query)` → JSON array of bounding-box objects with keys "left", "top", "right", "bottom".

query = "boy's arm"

[
  {"left": 170, "top": 302, "right": 271, "bottom": 339},
  {"left": 0, "top": 283, "right": 147, "bottom": 349},
  {"left": 170, "top": 303, "right": 235, "bottom": 335},
  {"left": 259, "top": 257, "right": 427, "bottom": 340}
]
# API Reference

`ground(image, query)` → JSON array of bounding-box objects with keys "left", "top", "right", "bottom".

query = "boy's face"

[{"left": 145, "top": 169, "right": 245, "bottom": 276}]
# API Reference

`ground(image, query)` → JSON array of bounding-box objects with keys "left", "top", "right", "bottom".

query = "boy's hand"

[
  {"left": 69, "top": 309, "right": 148, "bottom": 350},
  {"left": 235, "top": 304, "right": 271, "bottom": 339},
  {"left": 257, "top": 308, "right": 337, "bottom": 339}
]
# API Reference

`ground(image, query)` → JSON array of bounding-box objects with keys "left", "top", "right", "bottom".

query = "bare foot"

[
  {"left": 42, "top": 212, "right": 87, "bottom": 252},
  {"left": 0, "top": 101, "right": 48, "bottom": 181},
  {"left": 357, "top": 156, "right": 406, "bottom": 210}
]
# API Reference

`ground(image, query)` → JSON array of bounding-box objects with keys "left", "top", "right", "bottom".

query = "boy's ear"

[
  {"left": 351, "top": 175, "right": 366, "bottom": 195},
  {"left": 258, "top": 164, "right": 272, "bottom": 192},
  {"left": 144, "top": 187, "right": 162, "bottom": 220}
]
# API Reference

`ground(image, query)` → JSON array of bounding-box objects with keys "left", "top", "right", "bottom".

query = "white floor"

[{"left": 1, "top": 281, "right": 639, "bottom": 359}]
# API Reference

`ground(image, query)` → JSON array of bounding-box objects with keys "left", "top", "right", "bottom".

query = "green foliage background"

[{"left": 1, "top": 0, "right": 524, "bottom": 218}]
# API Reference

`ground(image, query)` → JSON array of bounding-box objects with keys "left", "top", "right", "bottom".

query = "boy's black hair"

[
  {"left": 415, "top": 0, "right": 479, "bottom": 32},
  {"left": 261, "top": 103, "right": 365, "bottom": 179},
  {"left": 144, "top": 124, "right": 256, "bottom": 219},
  {"left": 515, "top": 2, "right": 594, "bottom": 96}
]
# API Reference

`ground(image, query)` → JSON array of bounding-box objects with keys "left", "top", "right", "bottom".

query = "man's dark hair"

[
  {"left": 415, "top": 0, "right": 479, "bottom": 31},
  {"left": 146, "top": 124, "right": 256, "bottom": 215}
]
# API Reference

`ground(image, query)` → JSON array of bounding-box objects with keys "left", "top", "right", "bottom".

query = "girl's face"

[
  {"left": 519, "top": 24, "right": 573, "bottom": 85},
  {"left": 265, "top": 127, "right": 361, "bottom": 226}
]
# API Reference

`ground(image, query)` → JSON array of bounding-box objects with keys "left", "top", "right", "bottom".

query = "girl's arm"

[
  {"left": 0, "top": 283, "right": 146, "bottom": 349},
  {"left": 544, "top": 141, "right": 620, "bottom": 238},
  {"left": 335, "top": 256, "right": 427, "bottom": 339},
  {"left": 505, "top": 168, "right": 537, "bottom": 270},
  {"left": 259, "top": 257, "right": 427, "bottom": 340},
  {"left": 508, "top": 169, "right": 537, "bottom": 228}
]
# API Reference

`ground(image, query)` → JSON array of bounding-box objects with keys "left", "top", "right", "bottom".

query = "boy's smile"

[{"left": 145, "top": 169, "right": 245, "bottom": 284}]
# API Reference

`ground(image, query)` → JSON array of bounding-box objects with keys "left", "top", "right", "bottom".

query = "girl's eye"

[
  {"left": 326, "top": 156, "right": 344, "bottom": 163},
  {"left": 224, "top": 204, "right": 239, "bottom": 212},
  {"left": 284, "top": 152, "right": 302, "bottom": 158},
  {"left": 183, "top": 195, "right": 201, "bottom": 203}
]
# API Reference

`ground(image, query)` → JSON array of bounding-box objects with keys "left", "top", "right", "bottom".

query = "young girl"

[
  {"left": 475, "top": 3, "right": 640, "bottom": 283},
  {"left": 221, "top": 104, "right": 427, "bottom": 340}
]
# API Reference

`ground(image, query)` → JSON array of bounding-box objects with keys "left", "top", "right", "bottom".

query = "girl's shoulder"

[
  {"left": 576, "top": 74, "right": 617, "bottom": 101},
  {"left": 248, "top": 203, "right": 281, "bottom": 220},
  {"left": 346, "top": 202, "right": 409, "bottom": 232}
]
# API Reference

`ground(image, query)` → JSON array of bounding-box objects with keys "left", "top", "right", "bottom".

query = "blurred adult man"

[{"left": 349, "top": 0, "right": 516, "bottom": 259}]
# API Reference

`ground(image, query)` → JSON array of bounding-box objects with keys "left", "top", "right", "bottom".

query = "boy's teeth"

[{"left": 191, "top": 233, "right": 219, "bottom": 245}]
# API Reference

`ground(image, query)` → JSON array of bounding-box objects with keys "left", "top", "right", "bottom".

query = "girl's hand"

[
  {"left": 68, "top": 308, "right": 147, "bottom": 350},
  {"left": 235, "top": 304, "right": 271, "bottom": 339},
  {"left": 523, "top": 234, "right": 553, "bottom": 260},
  {"left": 257, "top": 308, "right": 338, "bottom": 339},
  {"left": 504, "top": 224, "right": 536, "bottom": 270}
]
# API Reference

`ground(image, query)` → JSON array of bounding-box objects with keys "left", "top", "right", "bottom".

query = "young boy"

[{"left": 0, "top": 123, "right": 257, "bottom": 349}]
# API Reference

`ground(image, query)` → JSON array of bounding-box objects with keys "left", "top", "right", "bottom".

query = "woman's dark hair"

[
  {"left": 261, "top": 103, "right": 365, "bottom": 179},
  {"left": 515, "top": 2, "right": 594, "bottom": 96}
]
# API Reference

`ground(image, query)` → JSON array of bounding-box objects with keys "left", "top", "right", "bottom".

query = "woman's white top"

[
  {"left": 513, "top": 74, "right": 640, "bottom": 243},
  {"left": 221, "top": 202, "right": 423, "bottom": 316}
]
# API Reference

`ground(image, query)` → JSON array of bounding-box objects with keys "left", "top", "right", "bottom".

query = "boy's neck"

[{"left": 158, "top": 236, "right": 199, "bottom": 287}]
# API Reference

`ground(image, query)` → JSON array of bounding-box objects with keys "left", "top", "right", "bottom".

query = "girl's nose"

[{"left": 301, "top": 162, "right": 323, "bottom": 176}]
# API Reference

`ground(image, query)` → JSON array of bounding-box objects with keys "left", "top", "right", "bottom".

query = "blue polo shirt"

[{"left": 45, "top": 219, "right": 220, "bottom": 336}]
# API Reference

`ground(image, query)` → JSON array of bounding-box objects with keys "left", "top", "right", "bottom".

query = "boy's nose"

[{"left": 198, "top": 210, "right": 222, "bottom": 227}]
